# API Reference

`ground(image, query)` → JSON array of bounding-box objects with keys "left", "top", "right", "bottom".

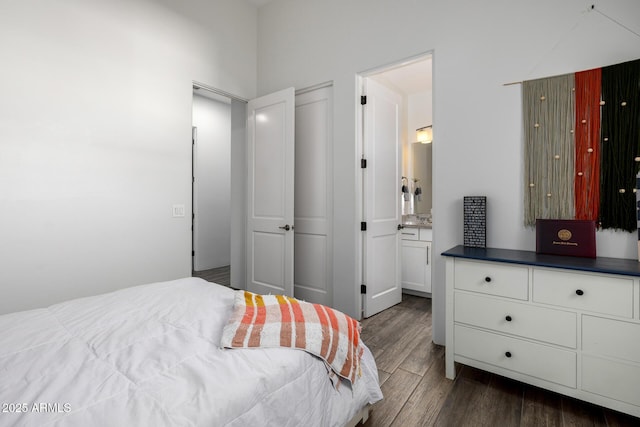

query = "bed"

[{"left": 0, "top": 278, "right": 382, "bottom": 426}]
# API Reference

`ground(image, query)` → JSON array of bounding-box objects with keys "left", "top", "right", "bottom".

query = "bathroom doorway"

[
  {"left": 358, "top": 53, "right": 434, "bottom": 317},
  {"left": 371, "top": 56, "right": 433, "bottom": 220}
]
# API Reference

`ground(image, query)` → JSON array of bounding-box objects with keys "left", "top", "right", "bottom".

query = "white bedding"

[{"left": 0, "top": 278, "right": 382, "bottom": 426}]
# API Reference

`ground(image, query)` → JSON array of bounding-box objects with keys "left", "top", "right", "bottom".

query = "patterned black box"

[{"left": 464, "top": 196, "right": 486, "bottom": 248}]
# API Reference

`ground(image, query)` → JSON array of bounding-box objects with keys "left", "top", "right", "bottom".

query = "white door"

[
  {"left": 294, "top": 86, "right": 333, "bottom": 305},
  {"left": 246, "top": 87, "right": 295, "bottom": 296},
  {"left": 362, "top": 78, "right": 402, "bottom": 317}
]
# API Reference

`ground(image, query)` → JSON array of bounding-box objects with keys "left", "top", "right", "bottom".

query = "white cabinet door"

[
  {"left": 425, "top": 240, "right": 432, "bottom": 293},
  {"left": 246, "top": 88, "right": 295, "bottom": 297},
  {"left": 401, "top": 239, "right": 431, "bottom": 293}
]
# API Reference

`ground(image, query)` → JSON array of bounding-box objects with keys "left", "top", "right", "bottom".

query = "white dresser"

[{"left": 443, "top": 245, "right": 640, "bottom": 418}]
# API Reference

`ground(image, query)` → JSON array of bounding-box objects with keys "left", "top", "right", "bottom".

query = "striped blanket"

[{"left": 220, "top": 290, "right": 364, "bottom": 385}]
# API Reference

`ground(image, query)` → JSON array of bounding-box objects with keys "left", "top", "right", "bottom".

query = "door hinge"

[
  {"left": 192, "top": 250, "right": 195, "bottom": 256},
  {"left": 361, "top": 158, "right": 367, "bottom": 168},
  {"left": 361, "top": 284, "right": 367, "bottom": 294},
  {"left": 360, "top": 221, "right": 367, "bottom": 231},
  {"left": 361, "top": 95, "right": 367, "bottom": 105}
]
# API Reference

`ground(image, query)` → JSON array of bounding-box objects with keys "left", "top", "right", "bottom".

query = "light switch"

[{"left": 172, "top": 204, "right": 185, "bottom": 218}]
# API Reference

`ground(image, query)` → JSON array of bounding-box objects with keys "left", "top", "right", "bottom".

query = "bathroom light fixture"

[{"left": 416, "top": 125, "right": 433, "bottom": 144}]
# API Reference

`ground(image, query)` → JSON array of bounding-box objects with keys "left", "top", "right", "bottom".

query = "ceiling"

[{"left": 372, "top": 57, "right": 433, "bottom": 95}]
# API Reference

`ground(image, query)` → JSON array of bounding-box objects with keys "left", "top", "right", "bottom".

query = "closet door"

[
  {"left": 246, "top": 88, "right": 295, "bottom": 296},
  {"left": 294, "top": 86, "right": 333, "bottom": 306}
]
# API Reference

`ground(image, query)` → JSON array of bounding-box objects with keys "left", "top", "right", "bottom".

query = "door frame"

[
  {"left": 191, "top": 81, "right": 248, "bottom": 288},
  {"left": 355, "top": 52, "right": 434, "bottom": 318},
  {"left": 191, "top": 124, "right": 197, "bottom": 272}
]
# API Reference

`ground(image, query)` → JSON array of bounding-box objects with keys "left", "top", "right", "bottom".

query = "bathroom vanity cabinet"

[
  {"left": 443, "top": 245, "right": 640, "bottom": 418},
  {"left": 401, "top": 227, "right": 432, "bottom": 294}
]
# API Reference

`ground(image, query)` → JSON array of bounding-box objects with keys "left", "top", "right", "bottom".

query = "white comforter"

[{"left": 0, "top": 278, "right": 382, "bottom": 427}]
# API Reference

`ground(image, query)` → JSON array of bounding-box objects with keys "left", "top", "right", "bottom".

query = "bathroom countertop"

[{"left": 401, "top": 222, "right": 432, "bottom": 229}]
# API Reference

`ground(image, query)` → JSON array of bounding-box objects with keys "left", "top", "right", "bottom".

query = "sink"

[{"left": 402, "top": 214, "right": 432, "bottom": 227}]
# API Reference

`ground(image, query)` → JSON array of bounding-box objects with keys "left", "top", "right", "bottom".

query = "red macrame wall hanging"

[
  {"left": 574, "top": 68, "right": 601, "bottom": 222},
  {"left": 523, "top": 58, "right": 640, "bottom": 232}
]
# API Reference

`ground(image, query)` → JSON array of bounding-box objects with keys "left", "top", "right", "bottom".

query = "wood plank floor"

[
  {"left": 192, "top": 265, "right": 231, "bottom": 287},
  {"left": 360, "top": 294, "right": 640, "bottom": 427}
]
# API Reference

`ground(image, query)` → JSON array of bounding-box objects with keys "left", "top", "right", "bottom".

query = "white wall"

[
  {"left": 0, "top": 0, "right": 257, "bottom": 314},
  {"left": 192, "top": 94, "right": 231, "bottom": 271},
  {"left": 408, "top": 91, "right": 432, "bottom": 138},
  {"left": 255, "top": 0, "right": 640, "bottom": 343}
]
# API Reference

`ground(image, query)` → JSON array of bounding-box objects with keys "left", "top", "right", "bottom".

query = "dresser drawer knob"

[
  {"left": 575, "top": 289, "right": 584, "bottom": 296},
  {"left": 505, "top": 351, "right": 512, "bottom": 358},
  {"left": 505, "top": 315, "right": 512, "bottom": 322},
  {"left": 484, "top": 277, "right": 492, "bottom": 283}
]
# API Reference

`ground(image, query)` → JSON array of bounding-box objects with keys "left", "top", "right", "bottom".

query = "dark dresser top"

[{"left": 442, "top": 245, "right": 640, "bottom": 278}]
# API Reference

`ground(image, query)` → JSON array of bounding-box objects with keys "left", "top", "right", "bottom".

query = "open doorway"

[
  {"left": 358, "top": 53, "right": 433, "bottom": 317},
  {"left": 191, "top": 86, "right": 232, "bottom": 286},
  {"left": 370, "top": 56, "right": 433, "bottom": 222}
]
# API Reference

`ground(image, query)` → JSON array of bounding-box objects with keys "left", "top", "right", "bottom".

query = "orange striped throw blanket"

[{"left": 221, "top": 290, "right": 364, "bottom": 385}]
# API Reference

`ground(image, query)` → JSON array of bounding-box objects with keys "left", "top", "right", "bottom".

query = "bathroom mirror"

[{"left": 411, "top": 142, "right": 432, "bottom": 214}]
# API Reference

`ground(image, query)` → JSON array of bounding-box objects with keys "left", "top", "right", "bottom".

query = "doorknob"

[{"left": 279, "top": 224, "right": 291, "bottom": 231}]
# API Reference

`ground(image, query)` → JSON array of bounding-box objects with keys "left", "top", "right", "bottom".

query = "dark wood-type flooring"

[
  {"left": 360, "top": 294, "right": 640, "bottom": 427},
  {"left": 193, "top": 269, "right": 640, "bottom": 426},
  {"left": 192, "top": 265, "right": 231, "bottom": 287}
]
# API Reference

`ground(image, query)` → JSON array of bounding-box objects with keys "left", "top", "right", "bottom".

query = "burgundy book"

[{"left": 535, "top": 219, "right": 596, "bottom": 258}]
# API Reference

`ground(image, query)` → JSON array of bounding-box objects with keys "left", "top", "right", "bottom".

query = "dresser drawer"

[
  {"left": 454, "top": 325, "right": 576, "bottom": 387},
  {"left": 455, "top": 292, "right": 576, "bottom": 347},
  {"left": 454, "top": 260, "right": 528, "bottom": 300},
  {"left": 582, "top": 355, "right": 640, "bottom": 407},
  {"left": 533, "top": 269, "right": 633, "bottom": 318},
  {"left": 583, "top": 315, "right": 640, "bottom": 363}
]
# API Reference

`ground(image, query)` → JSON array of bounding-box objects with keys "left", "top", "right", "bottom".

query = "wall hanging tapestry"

[
  {"left": 637, "top": 172, "right": 640, "bottom": 260},
  {"left": 523, "top": 58, "right": 640, "bottom": 232}
]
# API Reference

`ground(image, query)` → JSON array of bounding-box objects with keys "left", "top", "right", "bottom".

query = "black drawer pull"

[
  {"left": 505, "top": 315, "right": 512, "bottom": 322},
  {"left": 505, "top": 351, "right": 512, "bottom": 358},
  {"left": 575, "top": 289, "right": 584, "bottom": 296},
  {"left": 484, "top": 277, "right": 492, "bottom": 283}
]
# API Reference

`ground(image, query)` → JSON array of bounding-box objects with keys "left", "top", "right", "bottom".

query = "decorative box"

[
  {"left": 463, "top": 196, "right": 486, "bottom": 248},
  {"left": 535, "top": 219, "right": 596, "bottom": 258}
]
